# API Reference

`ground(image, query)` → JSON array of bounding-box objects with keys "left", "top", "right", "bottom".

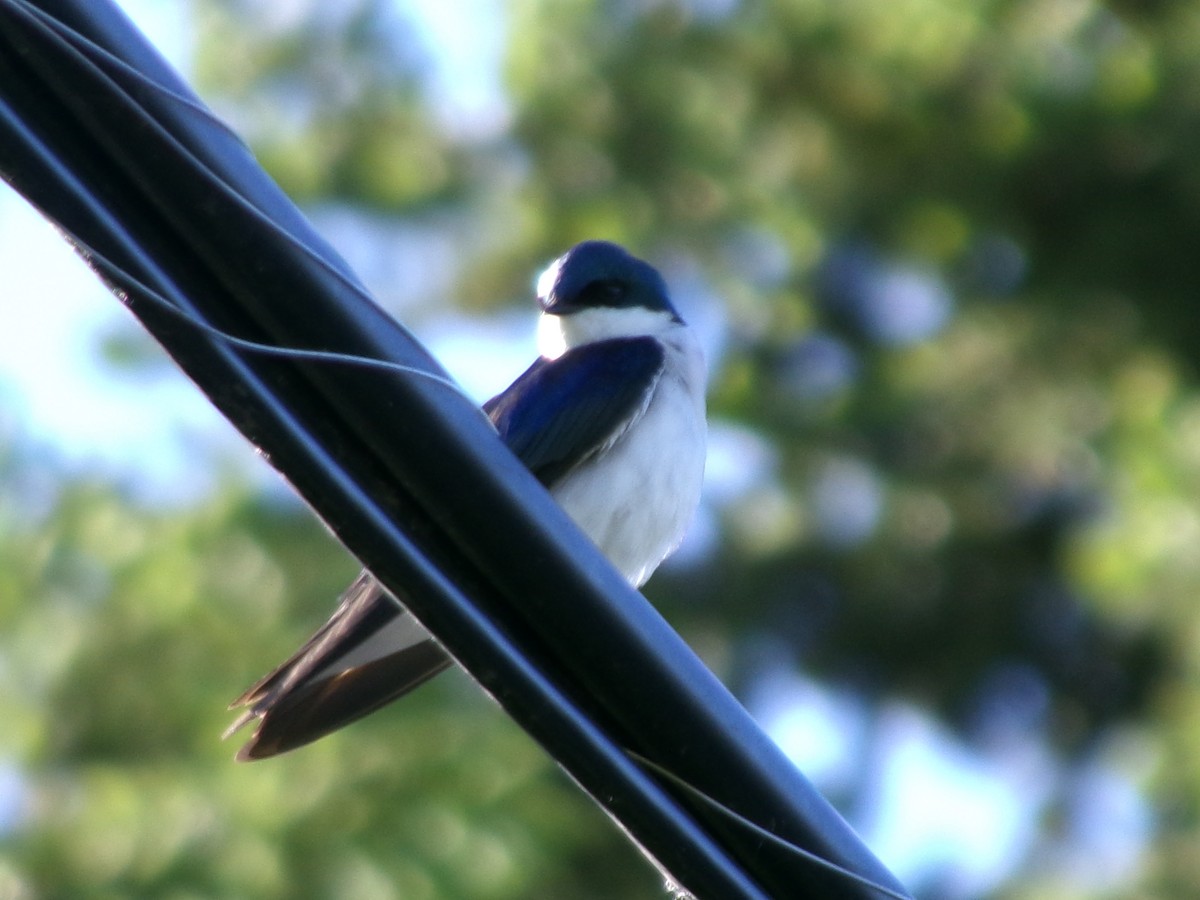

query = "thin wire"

[
  {"left": 9, "top": 6, "right": 907, "bottom": 895},
  {"left": 11, "top": 0, "right": 420, "bottom": 341},
  {"left": 629, "top": 751, "right": 915, "bottom": 900},
  {"left": 14, "top": 0, "right": 247, "bottom": 143},
  {"left": 1, "top": 1, "right": 480, "bottom": 407},
  {"left": 74, "top": 239, "right": 483, "bottom": 409}
]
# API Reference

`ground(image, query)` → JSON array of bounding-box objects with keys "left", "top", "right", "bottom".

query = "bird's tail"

[{"left": 226, "top": 571, "right": 453, "bottom": 760}]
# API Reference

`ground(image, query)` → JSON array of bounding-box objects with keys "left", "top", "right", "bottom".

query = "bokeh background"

[{"left": 3, "top": 0, "right": 1199, "bottom": 896}]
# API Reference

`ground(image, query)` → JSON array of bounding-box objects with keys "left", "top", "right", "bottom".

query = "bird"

[{"left": 226, "top": 240, "right": 707, "bottom": 760}]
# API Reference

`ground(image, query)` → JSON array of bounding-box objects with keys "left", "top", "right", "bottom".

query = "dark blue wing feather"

[{"left": 484, "top": 336, "right": 665, "bottom": 486}]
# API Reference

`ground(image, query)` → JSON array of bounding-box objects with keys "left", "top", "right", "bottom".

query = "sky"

[
  {"left": 0, "top": 2, "right": 1153, "bottom": 896},
  {"left": 0, "top": 0, "right": 515, "bottom": 505},
  {"left": 0, "top": 0, "right": 229, "bottom": 502}
]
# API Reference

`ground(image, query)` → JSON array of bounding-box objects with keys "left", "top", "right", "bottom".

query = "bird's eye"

[{"left": 587, "top": 279, "right": 628, "bottom": 305}]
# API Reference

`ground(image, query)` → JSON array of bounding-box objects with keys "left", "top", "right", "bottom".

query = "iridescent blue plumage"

[
  {"left": 485, "top": 336, "right": 665, "bottom": 486},
  {"left": 538, "top": 240, "right": 680, "bottom": 321},
  {"left": 229, "top": 240, "right": 706, "bottom": 759}
]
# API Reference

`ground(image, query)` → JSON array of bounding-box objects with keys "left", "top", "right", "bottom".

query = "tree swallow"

[{"left": 227, "top": 240, "right": 707, "bottom": 759}]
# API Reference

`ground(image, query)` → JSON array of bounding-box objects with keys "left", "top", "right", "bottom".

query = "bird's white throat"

[{"left": 537, "top": 306, "right": 683, "bottom": 360}]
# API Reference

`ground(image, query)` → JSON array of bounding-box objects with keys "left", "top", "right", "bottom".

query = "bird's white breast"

[{"left": 549, "top": 325, "right": 706, "bottom": 586}]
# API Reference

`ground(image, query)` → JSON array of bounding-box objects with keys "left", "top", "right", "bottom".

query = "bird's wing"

[
  {"left": 485, "top": 336, "right": 666, "bottom": 486},
  {"left": 228, "top": 337, "right": 665, "bottom": 760},
  {"left": 227, "top": 571, "right": 452, "bottom": 760}
]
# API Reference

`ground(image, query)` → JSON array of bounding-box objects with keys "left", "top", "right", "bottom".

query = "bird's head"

[{"left": 535, "top": 241, "right": 683, "bottom": 359}]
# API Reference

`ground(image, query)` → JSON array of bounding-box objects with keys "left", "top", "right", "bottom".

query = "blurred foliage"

[
  {"left": 6, "top": 0, "right": 1200, "bottom": 896},
  {"left": 0, "top": 447, "right": 652, "bottom": 899}
]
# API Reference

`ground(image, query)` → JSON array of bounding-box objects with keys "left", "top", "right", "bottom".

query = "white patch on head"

[
  {"left": 536, "top": 254, "right": 565, "bottom": 303},
  {"left": 537, "top": 312, "right": 569, "bottom": 360},
  {"left": 537, "top": 306, "right": 682, "bottom": 359}
]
